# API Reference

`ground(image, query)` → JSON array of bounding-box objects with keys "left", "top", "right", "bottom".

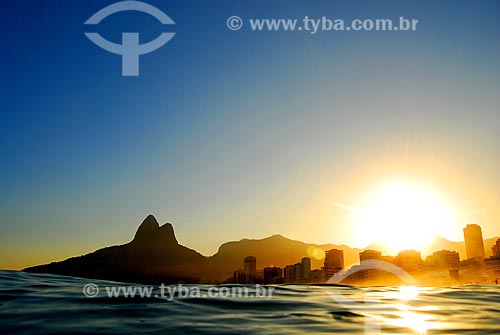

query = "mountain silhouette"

[
  {"left": 23, "top": 215, "right": 499, "bottom": 284},
  {"left": 24, "top": 215, "right": 209, "bottom": 283},
  {"left": 209, "top": 234, "right": 363, "bottom": 277}
]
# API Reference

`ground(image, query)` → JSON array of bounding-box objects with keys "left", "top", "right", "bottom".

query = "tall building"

[
  {"left": 487, "top": 238, "right": 500, "bottom": 274},
  {"left": 283, "top": 257, "right": 312, "bottom": 283},
  {"left": 294, "top": 263, "right": 302, "bottom": 281},
  {"left": 263, "top": 267, "right": 283, "bottom": 284},
  {"left": 463, "top": 224, "right": 486, "bottom": 260},
  {"left": 431, "top": 250, "right": 460, "bottom": 271},
  {"left": 284, "top": 265, "right": 296, "bottom": 283},
  {"left": 395, "top": 250, "right": 423, "bottom": 273},
  {"left": 324, "top": 249, "right": 344, "bottom": 280},
  {"left": 233, "top": 269, "right": 245, "bottom": 284},
  {"left": 492, "top": 238, "right": 500, "bottom": 257},
  {"left": 243, "top": 256, "right": 256, "bottom": 284},
  {"left": 360, "top": 250, "right": 382, "bottom": 262},
  {"left": 301, "top": 257, "right": 311, "bottom": 282}
]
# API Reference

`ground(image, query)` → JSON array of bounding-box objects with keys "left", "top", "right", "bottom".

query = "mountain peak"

[
  {"left": 267, "top": 234, "right": 288, "bottom": 240},
  {"left": 132, "top": 215, "right": 178, "bottom": 245},
  {"left": 134, "top": 215, "right": 160, "bottom": 239},
  {"left": 159, "top": 222, "right": 178, "bottom": 244}
]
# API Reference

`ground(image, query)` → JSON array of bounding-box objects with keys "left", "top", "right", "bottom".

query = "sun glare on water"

[{"left": 353, "top": 181, "right": 457, "bottom": 253}]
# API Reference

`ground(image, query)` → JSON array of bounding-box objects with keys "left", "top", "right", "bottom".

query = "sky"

[{"left": 2, "top": 0, "right": 500, "bottom": 269}]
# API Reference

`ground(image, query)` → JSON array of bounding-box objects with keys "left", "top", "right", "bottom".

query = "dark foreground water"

[{"left": 1, "top": 270, "right": 499, "bottom": 334}]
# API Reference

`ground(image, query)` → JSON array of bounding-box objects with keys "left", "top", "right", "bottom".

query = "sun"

[{"left": 352, "top": 181, "right": 457, "bottom": 254}]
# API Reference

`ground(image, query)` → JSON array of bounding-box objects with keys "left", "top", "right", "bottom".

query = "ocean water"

[{"left": 1, "top": 270, "right": 499, "bottom": 335}]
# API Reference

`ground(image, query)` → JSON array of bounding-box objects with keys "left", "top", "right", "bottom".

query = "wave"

[{"left": 1, "top": 270, "right": 499, "bottom": 334}]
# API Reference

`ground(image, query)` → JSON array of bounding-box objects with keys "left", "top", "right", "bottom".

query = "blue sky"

[{"left": 2, "top": 0, "right": 500, "bottom": 269}]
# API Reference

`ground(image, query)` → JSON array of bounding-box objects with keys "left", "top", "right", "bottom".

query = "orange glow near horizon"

[{"left": 352, "top": 181, "right": 459, "bottom": 254}]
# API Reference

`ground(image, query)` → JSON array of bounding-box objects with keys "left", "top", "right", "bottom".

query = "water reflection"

[
  {"left": 393, "top": 305, "right": 430, "bottom": 334},
  {"left": 398, "top": 286, "right": 419, "bottom": 301},
  {"left": 385, "top": 286, "right": 431, "bottom": 334}
]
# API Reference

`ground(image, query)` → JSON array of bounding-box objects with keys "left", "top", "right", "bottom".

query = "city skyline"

[
  {"left": 229, "top": 221, "right": 500, "bottom": 286},
  {"left": 21, "top": 214, "right": 500, "bottom": 286},
  {"left": 3, "top": 212, "right": 500, "bottom": 270}
]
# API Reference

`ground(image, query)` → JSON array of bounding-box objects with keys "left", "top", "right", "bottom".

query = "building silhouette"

[
  {"left": 284, "top": 264, "right": 295, "bottom": 283},
  {"left": 243, "top": 256, "right": 256, "bottom": 284},
  {"left": 310, "top": 269, "right": 325, "bottom": 283},
  {"left": 430, "top": 250, "right": 460, "bottom": 272},
  {"left": 324, "top": 249, "right": 344, "bottom": 280},
  {"left": 360, "top": 250, "right": 382, "bottom": 262},
  {"left": 233, "top": 269, "right": 245, "bottom": 284},
  {"left": 301, "top": 257, "right": 311, "bottom": 282},
  {"left": 294, "top": 263, "right": 302, "bottom": 281},
  {"left": 395, "top": 250, "right": 423, "bottom": 274},
  {"left": 263, "top": 266, "right": 283, "bottom": 284},
  {"left": 492, "top": 238, "right": 500, "bottom": 257},
  {"left": 463, "top": 224, "right": 486, "bottom": 260},
  {"left": 282, "top": 257, "right": 312, "bottom": 283},
  {"left": 486, "top": 239, "right": 500, "bottom": 276}
]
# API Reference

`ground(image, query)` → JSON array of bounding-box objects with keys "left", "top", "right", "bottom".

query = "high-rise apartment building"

[
  {"left": 243, "top": 256, "right": 256, "bottom": 284},
  {"left": 463, "top": 224, "right": 486, "bottom": 260},
  {"left": 324, "top": 249, "right": 344, "bottom": 280}
]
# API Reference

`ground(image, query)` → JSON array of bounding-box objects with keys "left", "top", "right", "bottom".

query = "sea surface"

[{"left": 1, "top": 270, "right": 499, "bottom": 334}]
